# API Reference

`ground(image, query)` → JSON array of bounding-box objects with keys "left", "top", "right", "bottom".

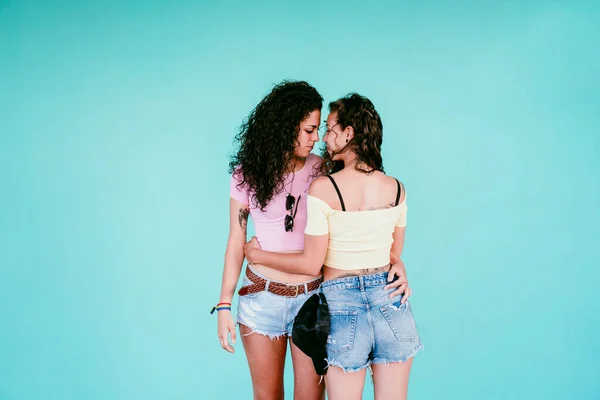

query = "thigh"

[
  {"left": 324, "top": 365, "right": 366, "bottom": 400},
  {"left": 371, "top": 358, "right": 413, "bottom": 400},
  {"left": 240, "top": 324, "right": 288, "bottom": 400},
  {"left": 289, "top": 337, "right": 325, "bottom": 400}
]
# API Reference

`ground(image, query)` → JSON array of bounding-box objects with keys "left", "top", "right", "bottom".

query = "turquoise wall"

[{"left": 1, "top": 1, "right": 599, "bottom": 399}]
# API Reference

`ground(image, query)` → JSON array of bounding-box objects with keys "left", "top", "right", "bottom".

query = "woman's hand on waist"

[{"left": 385, "top": 257, "right": 412, "bottom": 304}]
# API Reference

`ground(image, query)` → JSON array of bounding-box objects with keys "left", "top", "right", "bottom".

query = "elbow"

[
  {"left": 299, "top": 250, "right": 326, "bottom": 276},
  {"left": 304, "top": 259, "right": 323, "bottom": 277},
  {"left": 224, "top": 246, "right": 244, "bottom": 266}
]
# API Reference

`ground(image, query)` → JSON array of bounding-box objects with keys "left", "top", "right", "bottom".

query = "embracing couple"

[{"left": 214, "top": 81, "right": 423, "bottom": 400}]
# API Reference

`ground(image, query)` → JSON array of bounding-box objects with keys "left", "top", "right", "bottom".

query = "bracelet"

[{"left": 210, "top": 302, "right": 232, "bottom": 314}]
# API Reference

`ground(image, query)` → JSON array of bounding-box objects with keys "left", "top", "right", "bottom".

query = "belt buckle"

[{"left": 287, "top": 284, "right": 299, "bottom": 297}]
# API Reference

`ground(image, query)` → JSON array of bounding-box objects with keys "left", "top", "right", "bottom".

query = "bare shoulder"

[
  {"left": 309, "top": 175, "right": 343, "bottom": 209},
  {"left": 385, "top": 174, "right": 406, "bottom": 203},
  {"left": 308, "top": 175, "right": 331, "bottom": 196}
]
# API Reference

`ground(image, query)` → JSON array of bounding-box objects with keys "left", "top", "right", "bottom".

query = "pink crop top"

[{"left": 230, "top": 153, "right": 321, "bottom": 252}]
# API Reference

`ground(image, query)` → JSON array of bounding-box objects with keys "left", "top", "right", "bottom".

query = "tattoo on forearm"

[{"left": 238, "top": 208, "right": 249, "bottom": 231}]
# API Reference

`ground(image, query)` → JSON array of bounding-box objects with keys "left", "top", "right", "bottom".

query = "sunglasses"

[{"left": 284, "top": 194, "right": 301, "bottom": 232}]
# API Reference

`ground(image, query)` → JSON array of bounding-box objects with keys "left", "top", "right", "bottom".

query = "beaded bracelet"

[{"left": 210, "top": 302, "right": 232, "bottom": 314}]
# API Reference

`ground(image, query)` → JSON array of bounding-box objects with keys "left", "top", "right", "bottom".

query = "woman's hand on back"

[{"left": 243, "top": 236, "right": 262, "bottom": 264}]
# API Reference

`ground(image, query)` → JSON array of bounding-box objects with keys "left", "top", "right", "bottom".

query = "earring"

[{"left": 345, "top": 138, "right": 349, "bottom": 143}]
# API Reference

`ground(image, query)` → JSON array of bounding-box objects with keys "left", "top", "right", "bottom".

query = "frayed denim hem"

[
  {"left": 371, "top": 343, "right": 424, "bottom": 365},
  {"left": 325, "top": 359, "right": 372, "bottom": 373},
  {"left": 236, "top": 321, "right": 287, "bottom": 340},
  {"left": 326, "top": 343, "right": 424, "bottom": 373}
]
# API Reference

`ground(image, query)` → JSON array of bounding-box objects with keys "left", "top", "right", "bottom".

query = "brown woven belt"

[{"left": 238, "top": 268, "right": 323, "bottom": 297}]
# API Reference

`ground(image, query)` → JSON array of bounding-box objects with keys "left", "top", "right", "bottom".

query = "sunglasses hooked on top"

[{"left": 284, "top": 194, "right": 301, "bottom": 232}]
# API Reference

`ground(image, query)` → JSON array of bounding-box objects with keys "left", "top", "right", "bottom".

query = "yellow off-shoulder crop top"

[{"left": 304, "top": 176, "right": 407, "bottom": 270}]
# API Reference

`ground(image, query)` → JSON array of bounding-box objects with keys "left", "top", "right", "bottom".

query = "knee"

[
  {"left": 253, "top": 385, "right": 284, "bottom": 400},
  {"left": 293, "top": 380, "right": 325, "bottom": 400}
]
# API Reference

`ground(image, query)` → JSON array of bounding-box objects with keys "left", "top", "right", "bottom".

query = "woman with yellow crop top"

[{"left": 244, "top": 93, "right": 422, "bottom": 400}]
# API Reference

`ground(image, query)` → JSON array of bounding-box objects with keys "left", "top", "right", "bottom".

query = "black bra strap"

[
  {"left": 327, "top": 176, "right": 346, "bottom": 211},
  {"left": 394, "top": 179, "right": 401, "bottom": 206}
]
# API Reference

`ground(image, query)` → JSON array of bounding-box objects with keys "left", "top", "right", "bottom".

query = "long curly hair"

[
  {"left": 229, "top": 81, "right": 323, "bottom": 210},
  {"left": 320, "top": 93, "right": 384, "bottom": 175}
]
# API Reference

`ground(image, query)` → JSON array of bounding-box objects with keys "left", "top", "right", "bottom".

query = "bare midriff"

[
  {"left": 323, "top": 263, "right": 391, "bottom": 282},
  {"left": 249, "top": 250, "right": 321, "bottom": 284}
]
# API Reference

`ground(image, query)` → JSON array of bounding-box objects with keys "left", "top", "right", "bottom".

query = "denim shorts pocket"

[
  {"left": 238, "top": 276, "right": 263, "bottom": 299},
  {"left": 241, "top": 290, "right": 263, "bottom": 299},
  {"left": 326, "top": 310, "right": 358, "bottom": 354},
  {"left": 379, "top": 302, "right": 417, "bottom": 342}
]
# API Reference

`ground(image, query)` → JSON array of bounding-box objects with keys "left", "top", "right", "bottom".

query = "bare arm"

[
  {"left": 216, "top": 198, "right": 249, "bottom": 353},
  {"left": 246, "top": 233, "right": 328, "bottom": 276},
  {"left": 390, "top": 181, "right": 407, "bottom": 261},
  {"left": 219, "top": 198, "right": 250, "bottom": 303},
  {"left": 390, "top": 226, "right": 406, "bottom": 262},
  {"left": 386, "top": 181, "right": 411, "bottom": 302},
  {"left": 250, "top": 224, "right": 404, "bottom": 278}
]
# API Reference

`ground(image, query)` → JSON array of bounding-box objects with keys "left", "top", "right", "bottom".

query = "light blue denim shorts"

[
  {"left": 237, "top": 265, "right": 321, "bottom": 339},
  {"left": 320, "top": 271, "right": 423, "bottom": 372}
]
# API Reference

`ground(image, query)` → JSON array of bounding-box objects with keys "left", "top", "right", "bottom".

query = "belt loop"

[
  {"left": 358, "top": 275, "right": 365, "bottom": 292},
  {"left": 265, "top": 280, "right": 270, "bottom": 291},
  {"left": 304, "top": 282, "right": 308, "bottom": 294}
]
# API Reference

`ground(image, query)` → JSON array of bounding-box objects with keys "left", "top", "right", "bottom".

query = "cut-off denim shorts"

[
  {"left": 320, "top": 271, "right": 423, "bottom": 372},
  {"left": 237, "top": 265, "right": 322, "bottom": 339}
]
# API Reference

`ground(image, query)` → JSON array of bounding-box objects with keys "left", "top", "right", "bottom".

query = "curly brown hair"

[
  {"left": 229, "top": 81, "right": 323, "bottom": 210},
  {"left": 320, "top": 93, "right": 384, "bottom": 175}
]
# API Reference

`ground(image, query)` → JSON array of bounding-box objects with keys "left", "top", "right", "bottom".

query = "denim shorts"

[
  {"left": 320, "top": 271, "right": 423, "bottom": 372},
  {"left": 237, "top": 265, "right": 321, "bottom": 339}
]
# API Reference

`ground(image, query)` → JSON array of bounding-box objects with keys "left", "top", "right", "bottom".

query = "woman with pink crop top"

[
  {"left": 215, "top": 82, "right": 408, "bottom": 400},
  {"left": 244, "top": 94, "right": 422, "bottom": 400},
  {"left": 216, "top": 81, "right": 326, "bottom": 400}
]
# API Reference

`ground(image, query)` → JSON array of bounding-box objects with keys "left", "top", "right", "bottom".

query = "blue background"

[{"left": 1, "top": 1, "right": 599, "bottom": 399}]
